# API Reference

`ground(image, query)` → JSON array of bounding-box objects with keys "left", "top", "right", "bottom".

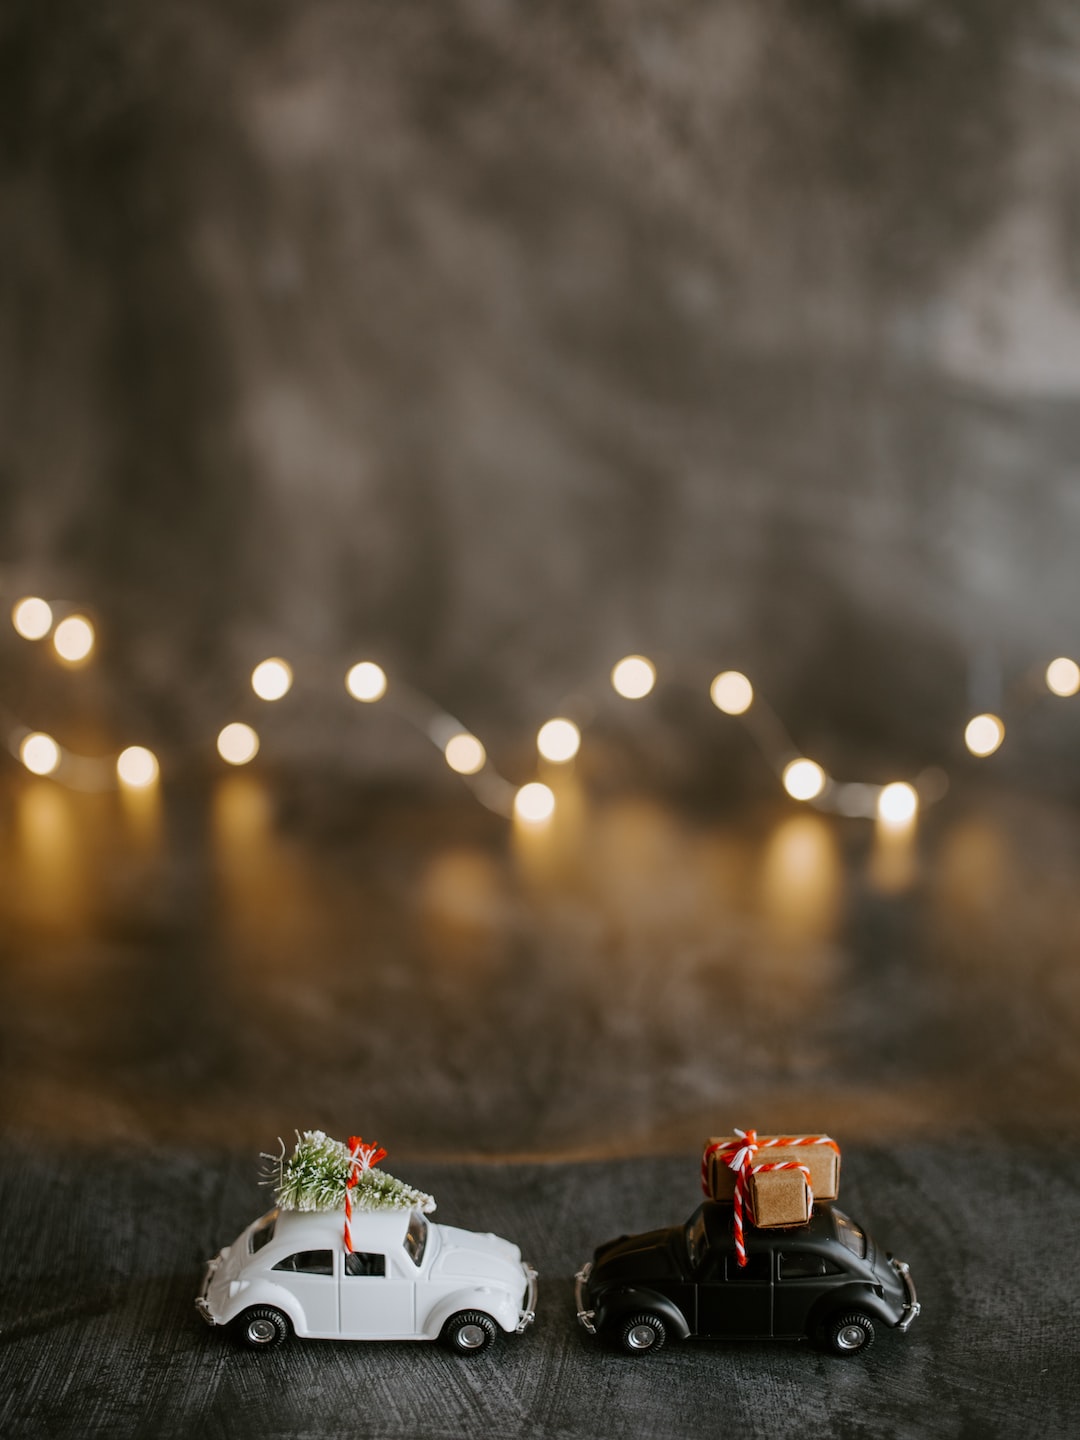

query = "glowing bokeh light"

[
  {"left": 12, "top": 597, "right": 53, "bottom": 640},
  {"left": 20, "top": 732, "right": 61, "bottom": 776},
  {"left": 116, "top": 745, "right": 159, "bottom": 788},
  {"left": 877, "top": 781, "right": 918, "bottom": 826},
  {"left": 1046, "top": 657, "right": 1080, "bottom": 698},
  {"left": 760, "top": 813, "right": 841, "bottom": 943},
  {"left": 53, "top": 614, "right": 95, "bottom": 663},
  {"left": 217, "top": 722, "right": 260, "bottom": 766},
  {"left": 444, "top": 733, "right": 486, "bottom": 775},
  {"left": 346, "top": 661, "right": 388, "bottom": 702},
  {"left": 710, "top": 669, "right": 754, "bottom": 715},
  {"left": 782, "top": 758, "right": 827, "bottom": 802},
  {"left": 537, "top": 718, "right": 581, "bottom": 763},
  {"left": 964, "top": 713, "right": 1005, "bottom": 758},
  {"left": 611, "top": 655, "right": 656, "bottom": 699},
  {"left": 514, "top": 781, "right": 556, "bottom": 824},
  {"left": 251, "top": 658, "right": 293, "bottom": 701}
]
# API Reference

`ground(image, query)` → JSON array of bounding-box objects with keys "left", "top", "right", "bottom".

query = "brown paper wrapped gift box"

[
  {"left": 746, "top": 1166, "right": 813, "bottom": 1228},
  {"left": 704, "top": 1135, "right": 841, "bottom": 1208}
]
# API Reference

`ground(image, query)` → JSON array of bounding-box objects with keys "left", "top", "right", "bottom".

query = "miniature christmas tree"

[{"left": 268, "top": 1130, "right": 436, "bottom": 1215}]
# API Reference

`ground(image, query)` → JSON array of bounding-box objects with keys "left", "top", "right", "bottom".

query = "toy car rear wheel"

[
  {"left": 235, "top": 1305, "right": 291, "bottom": 1350},
  {"left": 442, "top": 1310, "right": 497, "bottom": 1355},
  {"left": 618, "top": 1312, "right": 667, "bottom": 1355},
  {"left": 824, "top": 1311, "right": 875, "bottom": 1356}
]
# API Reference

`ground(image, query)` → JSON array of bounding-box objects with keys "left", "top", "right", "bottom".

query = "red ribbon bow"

[{"left": 343, "top": 1136, "right": 387, "bottom": 1253}]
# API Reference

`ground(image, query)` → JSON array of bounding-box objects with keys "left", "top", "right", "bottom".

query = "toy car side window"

[
  {"left": 685, "top": 1210, "right": 709, "bottom": 1271},
  {"left": 832, "top": 1210, "right": 867, "bottom": 1258},
  {"left": 697, "top": 1249, "right": 726, "bottom": 1281},
  {"left": 403, "top": 1211, "right": 429, "bottom": 1267},
  {"left": 344, "top": 1251, "right": 387, "bottom": 1278},
  {"left": 272, "top": 1250, "right": 335, "bottom": 1276},
  {"left": 778, "top": 1253, "right": 833, "bottom": 1279},
  {"left": 250, "top": 1213, "right": 277, "bottom": 1254},
  {"left": 725, "top": 1254, "right": 771, "bottom": 1282}
]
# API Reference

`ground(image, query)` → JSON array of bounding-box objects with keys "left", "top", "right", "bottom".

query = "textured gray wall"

[{"left": 2, "top": 0, "right": 1079, "bottom": 782}]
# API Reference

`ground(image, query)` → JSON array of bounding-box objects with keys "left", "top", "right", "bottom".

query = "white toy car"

[{"left": 196, "top": 1174, "right": 537, "bottom": 1354}]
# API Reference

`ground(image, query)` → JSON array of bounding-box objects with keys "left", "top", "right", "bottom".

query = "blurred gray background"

[
  {"left": 3, "top": 0, "right": 1080, "bottom": 1156},
  {"left": 3, "top": 0, "right": 1079, "bottom": 788}
]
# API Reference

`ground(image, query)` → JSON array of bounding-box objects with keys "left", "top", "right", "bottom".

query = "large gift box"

[{"left": 704, "top": 1133, "right": 841, "bottom": 1207}]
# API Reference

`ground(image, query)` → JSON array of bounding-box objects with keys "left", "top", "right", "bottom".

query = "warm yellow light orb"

[
  {"left": 1046, "top": 657, "right": 1080, "bottom": 698},
  {"left": 346, "top": 661, "right": 388, "bottom": 703},
  {"left": 782, "top": 758, "right": 827, "bottom": 802},
  {"left": 611, "top": 655, "right": 656, "bottom": 699},
  {"left": 537, "top": 718, "right": 581, "bottom": 763},
  {"left": 964, "top": 713, "right": 1005, "bottom": 758},
  {"left": 710, "top": 670, "right": 754, "bottom": 716},
  {"left": 514, "top": 781, "right": 556, "bottom": 824},
  {"left": 217, "top": 722, "right": 260, "bottom": 766},
  {"left": 20, "top": 732, "right": 61, "bottom": 776},
  {"left": 251, "top": 658, "right": 293, "bottom": 701},
  {"left": 12, "top": 597, "right": 53, "bottom": 640},
  {"left": 877, "top": 781, "right": 918, "bottom": 826},
  {"left": 444, "top": 732, "right": 486, "bottom": 775},
  {"left": 53, "top": 614, "right": 95, "bottom": 663},
  {"left": 116, "top": 745, "right": 159, "bottom": 788}
]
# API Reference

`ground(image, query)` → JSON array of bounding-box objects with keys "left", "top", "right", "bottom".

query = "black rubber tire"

[
  {"left": 234, "top": 1305, "right": 291, "bottom": 1350},
  {"left": 441, "top": 1310, "right": 498, "bottom": 1356},
  {"left": 618, "top": 1312, "right": 667, "bottom": 1356},
  {"left": 823, "top": 1311, "right": 876, "bottom": 1357}
]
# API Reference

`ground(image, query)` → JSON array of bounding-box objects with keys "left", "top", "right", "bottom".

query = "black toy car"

[{"left": 575, "top": 1201, "right": 919, "bottom": 1357}]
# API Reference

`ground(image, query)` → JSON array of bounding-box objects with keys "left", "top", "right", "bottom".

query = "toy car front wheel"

[
  {"left": 823, "top": 1311, "right": 875, "bottom": 1356},
  {"left": 235, "top": 1305, "right": 291, "bottom": 1349},
  {"left": 618, "top": 1312, "right": 667, "bottom": 1355},
  {"left": 441, "top": 1310, "right": 497, "bottom": 1355}
]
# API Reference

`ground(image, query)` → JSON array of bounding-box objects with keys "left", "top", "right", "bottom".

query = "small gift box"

[{"left": 747, "top": 1165, "right": 813, "bottom": 1228}]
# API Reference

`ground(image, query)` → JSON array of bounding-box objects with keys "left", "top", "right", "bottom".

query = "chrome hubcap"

[
  {"left": 837, "top": 1324, "right": 866, "bottom": 1350},
  {"left": 457, "top": 1323, "right": 487, "bottom": 1349},
  {"left": 248, "top": 1318, "right": 277, "bottom": 1344},
  {"left": 627, "top": 1324, "right": 657, "bottom": 1350}
]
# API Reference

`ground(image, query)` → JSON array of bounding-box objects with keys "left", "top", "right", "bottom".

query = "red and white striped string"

[
  {"left": 732, "top": 1160, "right": 811, "bottom": 1266},
  {"left": 343, "top": 1136, "right": 387, "bottom": 1253}
]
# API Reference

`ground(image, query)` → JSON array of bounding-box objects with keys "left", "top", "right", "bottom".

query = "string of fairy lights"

[{"left": 5, "top": 592, "right": 1080, "bottom": 826}]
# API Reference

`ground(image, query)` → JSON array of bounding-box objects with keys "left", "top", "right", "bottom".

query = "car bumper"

[
  {"left": 195, "top": 1251, "right": 225, "bottom": 1326},
  {"left": 516, "top": 1263, "right": 539, "bottom": 1333},
  {"left": 891, "top": 1257, "right": 920, "bottom": 1332},
  {"left": 574, "top": 1262, "right": 597, "bottom": 1334}
]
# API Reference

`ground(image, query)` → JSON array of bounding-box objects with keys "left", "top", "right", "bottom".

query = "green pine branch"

[{"left": 269, "top": 1131, "right": 436, "bottom": 1214}]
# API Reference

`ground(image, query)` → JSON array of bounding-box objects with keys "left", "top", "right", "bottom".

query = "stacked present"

[{"left": 702, "top": 1129, "right": 841, "bottom": 1264}]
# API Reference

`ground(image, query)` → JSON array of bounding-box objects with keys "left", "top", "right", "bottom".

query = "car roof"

[
  {"left": 700, "top": 1200, "right": 845, "bottom": 1251},
  {"left": 262, "top": 1206, "right": 414, "bottom": 1248}
]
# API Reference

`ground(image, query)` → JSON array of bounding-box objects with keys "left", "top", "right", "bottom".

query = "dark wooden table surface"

[
  {"left": 3, "top": 1144, "right": 1078, "bottom": 1440},
  {"left": 2, "top": 771, "right": 1079, "bottom": 1438}
]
